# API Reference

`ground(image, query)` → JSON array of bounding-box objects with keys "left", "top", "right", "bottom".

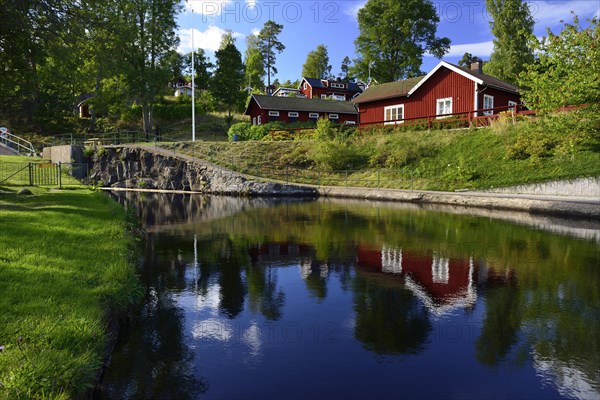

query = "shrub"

[{"left": 227, "top": 121, "right": 286, "bottom": 141}]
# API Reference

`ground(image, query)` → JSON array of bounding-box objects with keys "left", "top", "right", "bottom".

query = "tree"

[
  {"left": 301, "top": 44, "right": 331, "bottom": 79},
  {"left": 244, "top": 34, "right": 265, "bottom": 92},
  {"left": 183, "top": 49, "right": 213, "bottom": 90},
  {"left": 118, "top": 0, "right": 182, "bottom": 133},
  {"left": 257, "top": 20, "right": 285, "bottom": 90},
  {"left": 211, "top": 32, "right": 245, "bottom": 120},
  {"left": 483, "top": 0, "right": 534, "bottom": 84},
  {"left": 519, "top": 16, "right": 599, "bottom": 111},
  {"left": 352, "top": 0, "right": 450, "bottom": 83},
  {"left": 340, "top": 56, "right": 353, "bottom": 82},
  {"left": 458, "top": 52, "right": 482, "bottom": 68}
]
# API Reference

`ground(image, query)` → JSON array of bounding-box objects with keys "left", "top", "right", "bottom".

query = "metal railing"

[
  {"left": 0, "top": 130, "right": 36, "bottom": 156},
  {"left": 0, "top": 161, "right": 89, "bottom": 188},
  {"left": 50, "top": 130, "right": 182, "bottom": 146}
]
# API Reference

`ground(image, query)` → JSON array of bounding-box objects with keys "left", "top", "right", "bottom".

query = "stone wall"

[{"left": 89, "top": 145, "right": 317, "bottom": 197}]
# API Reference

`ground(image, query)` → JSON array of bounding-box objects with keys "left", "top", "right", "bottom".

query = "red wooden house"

[
  {"left": 353, "top": 61, "right": 521, "bottom": 125},
  {"left": 245, "top": 94, "right": 359, "bottom": 125},
  {"left": 299, "top": 77, "right": 363, "bottom": 101}
]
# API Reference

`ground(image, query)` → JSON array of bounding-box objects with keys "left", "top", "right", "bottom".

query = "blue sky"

[{"left": 177, "top": 0, "right": 600, "bottom": 82}]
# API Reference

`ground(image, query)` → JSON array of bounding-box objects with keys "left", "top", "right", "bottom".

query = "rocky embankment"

[{"left": 89, "top": 145, "right": 317, "bottom": 197}]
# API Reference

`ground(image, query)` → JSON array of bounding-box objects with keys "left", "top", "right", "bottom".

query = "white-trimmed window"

[
  {"left": 344, "top": 120, "right": 356, "bottom": 125},
  {"left": 436, "top": 97, "right": 453, "bottom": 118},
  {"left": 257, "top": 115, "right": 262, "bottom": 125},
  {"left": 303, "top": 82, "right": 308, "bottom": 90},
  {"left": 288, "top": 112, "right": 299, "bottom": 118},
  {"left": 508, "top": 100, "right": 517, "bottom": 112},
  {"left": 483, "top": 95, "right": 494, "bottom": 116},
  {"left": 309, "top": 112, "right": 319, "bottom": 119},
  {"left": 268, "top": 110, "right": 280, "bottom": 116},
  {"left": 384, "top": 104, "right": 404, "bottom": 125},
  {"left": 328, "top": 114, "right": 339, "bottom": 120},
  {"left": 321, "top": 94, "right": 327, "bottom": 99},
  {"left": 331, "top": 82, "right": 345, "bottom": 89},
  {"left": 332, "top": 94, "right": 345, "bottom": 101},
  {"left": 252, "top": 117, "right": 256, "bottom": 125}
]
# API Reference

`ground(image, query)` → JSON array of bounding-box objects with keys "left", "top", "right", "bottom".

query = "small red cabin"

[
  {"left": 353, "top": 61, "right": 521, "bottom": 126},
  {"left": 245, "top": 94, "right": 359, "bottom": 125},
  {"left": 299, "top": 78, "right": 363, "bottom": 101}
]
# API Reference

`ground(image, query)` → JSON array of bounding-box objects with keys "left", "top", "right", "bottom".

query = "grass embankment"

[
  {"left": 163, "top": 114, "right": 600, "bottom": 191},
  {"left": 0, "top": 185, "right": 141, "bottom": 399}
]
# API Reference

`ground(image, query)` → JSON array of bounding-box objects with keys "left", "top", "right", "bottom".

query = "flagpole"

[{"left": 191, "top": 9, "right": 196, "bottom": 142}]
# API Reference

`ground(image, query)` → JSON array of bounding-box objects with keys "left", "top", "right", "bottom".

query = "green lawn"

[{"left": 0, "top": 187, "right": 141, "bottom": 399}]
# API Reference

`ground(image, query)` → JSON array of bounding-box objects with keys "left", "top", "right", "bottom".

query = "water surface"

[{"left": 99, "top": 193, "right": 600, "bottom": 399}]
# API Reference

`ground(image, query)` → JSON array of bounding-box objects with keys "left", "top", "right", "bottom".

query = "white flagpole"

[{"left": 191, "top": 9, "right": 196, "bottom": 142}]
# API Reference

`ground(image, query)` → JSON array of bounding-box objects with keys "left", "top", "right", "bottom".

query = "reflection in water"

[{"left": 100, "top": 193, "right": 600, "bottom": 399}]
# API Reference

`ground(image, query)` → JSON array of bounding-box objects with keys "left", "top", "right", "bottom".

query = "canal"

[{"left": 99, "top": 193, "right": 600, "bottom": 399}]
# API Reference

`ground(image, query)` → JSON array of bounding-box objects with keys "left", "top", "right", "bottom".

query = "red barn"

[
  {"left": 245, "top": 94, "right": 359, "bottom": 125},
  {"left": 353, "top": 61, "right": 521, "bottom": 125},
  {"left": 299, "top": 77, "right": 363, "bottom": 101}
]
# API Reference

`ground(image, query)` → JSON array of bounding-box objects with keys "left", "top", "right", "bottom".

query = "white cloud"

[
  {"left": 251, "top": 28, "right": 260, "bottom": 36},
  {"left": 183, "top": 0, "right": 233, "bottom": 16},
  {"left": 434, "top": 40, "right": 495, "bottom": 58},
  {"left": 527, "top": 0, "right": 600, "bottom": 27},
  {"left": 344, "top": 0, "right": 367, "bottom": 18},
  {"left": 245, "top": 0, "right": 257, "bottom": 10},
  {"left": 178, "top": 25, "right": 243, "bottom": 53}
]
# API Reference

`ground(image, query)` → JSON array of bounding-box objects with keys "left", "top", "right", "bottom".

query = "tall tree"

[
  {"left": 183, "top": 49, "right": 213, "bottom": 90},
  {"left": 119, "top": 0, "right": 182, "bottom": 133},
  {"left": 244, "top": 34, "right": 265, "bottom": 92},
  {"left": 352, "top": 0, "right": 450, "bottom": 83},
  {"left": 483, "top": 0, "right": 534, "bottom": 84},
  {"left": 257, "top": 20, "right": 285, "bottom": 90},
  {"left": 301, "top": 44, "right": 331, "bottom": 79},
  {"left": 340, "top": 56, "right": 353, "bottom": 82},
  {"left": 211, "top": 32, "right": 245, "bottom": 119}
]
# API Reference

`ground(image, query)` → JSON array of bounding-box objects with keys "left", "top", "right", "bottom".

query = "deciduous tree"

[
  {"left": 211, "top": 32, "right": 245, "bottom": 120},
  {"left": 183, "top": 48, "right": 213, "bottom": 90},
  {"left": 483, "top": 0, "right": 534, "bottom": 84},
  {"left": 244, "top": 34, "right": 265, "bottom": 92},
  {"left": 352, "top": 0, "right": 450, "bottom": 83},
  {"left": 301, "top": 44, "right": 331, "bottom": 79}
]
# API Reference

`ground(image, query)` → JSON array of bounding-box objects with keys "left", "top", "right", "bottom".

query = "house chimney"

[{"left": 470, "top": 61, "right": 482, "bottom": 73}]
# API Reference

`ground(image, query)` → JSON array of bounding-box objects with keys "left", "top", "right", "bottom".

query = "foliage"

[
  {"left": 340, "top": 56, "right": 354, "bottom": 82},
  {"left": 519, "top": 16, "right": 599, "bottom": 112},
  {"left": 244, "top": 34, "right": 266, "bottom": 92},
  {"left": 211, "top": 32, "right": 246, "bottom": 118},
  {"left": 483, "top": 0, "right": 534, "bottom": 84},
  {"left": 352, "top": 0, "right": 450, "bottom": 82},
  {"left": 257, "top": 20, "right": 285, "bottom": 88},
  {"left": 302, "top": 45, "right": 332, "bottom": 79},
  {"left": 227, "top": 122, "right": 286, "bottom": 141},
  {"left": 458, "top": 52, "right": 482, "bottom": 68},
  {"left": 183, "top": 49, "right": 214, "bottom": 90}
]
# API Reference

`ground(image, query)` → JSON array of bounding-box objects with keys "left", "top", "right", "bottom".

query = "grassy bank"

[
  {"left": 0, "top": 187, "right": 141, "bottom": 399},
  {"left": 163, "top": 113, "right": 600, "bottom": 191}
]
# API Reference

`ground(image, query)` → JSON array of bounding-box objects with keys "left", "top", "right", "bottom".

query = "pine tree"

[
  {"left": 211, "top": 32, "right": 245, "bottom": 119},
  {"left": 483, "top": 0, "right": 534, "bottom": 84},
  {"left": 257, "top": 20, "right": 285, "bottom": 90}
]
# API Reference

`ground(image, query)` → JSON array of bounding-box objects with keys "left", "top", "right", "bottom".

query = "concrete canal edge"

[{"left": 44, "top": 144, "right": 600, "bottom": 220}]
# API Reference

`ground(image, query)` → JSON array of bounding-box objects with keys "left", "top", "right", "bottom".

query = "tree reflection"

[
  {"left": 218, "top": 253, "right": 247, "bottom": 319},
  {"left": 353, "top": 272, "right": 431, "bottom": 355}
]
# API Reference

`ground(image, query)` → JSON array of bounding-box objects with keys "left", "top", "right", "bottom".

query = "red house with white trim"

[
  {"left": 299, "top": 77, "right": 363, "bottom": 101},
  {"left": 353, "top": 61, "right": 521, "bottom": 125}
]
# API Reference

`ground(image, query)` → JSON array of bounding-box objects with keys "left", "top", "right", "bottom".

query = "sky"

[{"left": 176, "top": 0, "right": 600, "bottom": 83}]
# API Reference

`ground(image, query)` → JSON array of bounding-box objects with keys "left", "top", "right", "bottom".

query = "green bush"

[
  {"left": 227, "top": 121, "right": 290, "bottom": 141},
  {"left": 311, "top": 140, "right": 371, "bottom": 170}
]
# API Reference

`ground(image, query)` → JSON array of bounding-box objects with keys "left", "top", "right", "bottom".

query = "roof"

[
  {"left": 352, "top": 76, "right": 425, "bottom": 104},
  {"left": 353, "top": 60, "right": 519, "bottom": 104},
  {"left": 301, "top": 77, "right": 362, "bottom": 93},
  {"left": 245, "top": 95, "right": 358, "bottom": 115}
]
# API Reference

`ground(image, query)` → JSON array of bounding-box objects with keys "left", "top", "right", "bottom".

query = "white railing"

[{"left": 0, "top": 128, "right": 36, "bottom": 156}]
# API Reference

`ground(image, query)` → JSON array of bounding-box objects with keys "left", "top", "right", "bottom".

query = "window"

[
  {"left": 328, "top": 114, "right": 339, "bottom": 120},
  {"left": 436, "top": 97, "right": 452, "bottom": 118},
  {"left": 508, "top": 100, "right": 517, "bottom": 112},
  {"left": 344, "top": 121, "right": 356, "bottom": 125},
  {"left": 257, "top": 115, "right": 262, "bottom": 125},
  {"left": 331, "top": 82, "right": 345, "bottom": 89},
  {"left": 321, "top": 94, "right": 327, "bottom": 99},
  {"left": 268, "top": 111, "right": 280, "bottom": 116},
  {"left": 309, "top": 112, "right": 319, "bottom": 119},
  {"left": 384, "top": 104, "right": 404, "bottom": 125},
  {"left": 332, "top": 94, "right": 345, "bottom": 101},
  {"left": 303, "top": 82, "right": 308, "bottom": 90},
  {"left": 252, "top": 117, "right": 256, "bottom": 125},
  {"left": 483, "top": 95, "right": 494, "bottom": 116},
  {"left": 288, "top": 111, "right": 299, "bottom": 123}
]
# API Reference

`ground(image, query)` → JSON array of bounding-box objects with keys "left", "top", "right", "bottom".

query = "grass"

[
  {"left": 0, "top": 187, "right": 141, "bottom": 399},
  {"left": 160, "top": 116, "right": 600, "bottom": 191}
]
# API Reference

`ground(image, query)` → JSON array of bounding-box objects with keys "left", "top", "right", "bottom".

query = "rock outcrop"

[{"left": 89, "top": 145, "right": 317, "bottom": 197}]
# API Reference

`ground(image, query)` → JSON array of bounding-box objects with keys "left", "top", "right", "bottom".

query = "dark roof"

[
  {"left": 352, "top": 76, "right": 425, "bottom": 104},
  {"left": 301, "top": 77, "right": 362, "bottom": 93},
  {"left": 450, "top": 63, "right": 519, "bottom": 93},
  {"left": 245, "top": 95, "right": 358, "bottom": 115}
]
